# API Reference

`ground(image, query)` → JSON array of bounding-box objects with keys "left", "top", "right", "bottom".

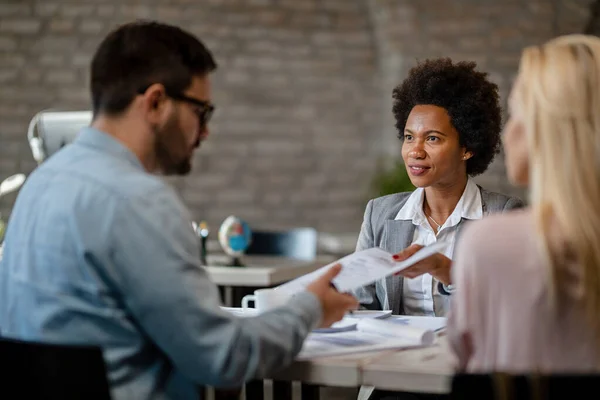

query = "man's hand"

[
  {"left": 392, "top": 244, "right": 452, "bottom": 285},
  {"left": 306, "top": 264, "right": 359, "bottom": 328}
]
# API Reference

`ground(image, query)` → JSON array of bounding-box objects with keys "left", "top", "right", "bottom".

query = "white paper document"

[
  {"left": 277, "top": 241, "right": 448, "bottom": 294},
  {"left": 312, "top": 310, "right": 392, "bottom": 333},
  {"left": 297, "top": 317, "right": 439, "bottom": 360},
  {"left": 383, "top": 315, "right": 447, "bottom": 333}
]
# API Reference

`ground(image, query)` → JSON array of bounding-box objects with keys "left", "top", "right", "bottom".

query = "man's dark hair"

[
  {"left": 392, "top": 58, "right": 502, "bottom": 176},
  {"left": 91, "top": 20, "right": 217, "bottom": 116}
]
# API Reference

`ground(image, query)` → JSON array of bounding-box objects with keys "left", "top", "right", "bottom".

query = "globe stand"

[{"left": 230, "top": 256, "right": 245, "bottom": 267}]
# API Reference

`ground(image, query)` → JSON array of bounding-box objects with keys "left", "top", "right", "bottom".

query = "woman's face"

[
  {"left": 503, "top": 81, "right": 529, "bottom": 186},
  {"left": 401, "top": 104, "right": 471, "bottom": 188}
]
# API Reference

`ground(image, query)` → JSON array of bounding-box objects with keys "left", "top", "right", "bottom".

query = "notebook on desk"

[{"left": 297, "top": 316, "right": 444, "bottom": 360}]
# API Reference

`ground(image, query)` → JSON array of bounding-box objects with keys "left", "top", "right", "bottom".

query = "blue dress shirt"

[{"left": 0, "top": 127, "right": 321, "bottom": 400}]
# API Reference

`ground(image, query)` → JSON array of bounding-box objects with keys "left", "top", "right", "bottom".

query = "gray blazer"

[{"left": 353, "top": 187, "right": 523, "bottom": 316}]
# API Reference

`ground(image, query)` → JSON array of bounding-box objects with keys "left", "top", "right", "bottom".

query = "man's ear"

[
  {"left": 141, "top": 83, "right": 169, "bottom": 123},
  {"left": 462, "top": 151, "right": 473, "bottom": 161}
]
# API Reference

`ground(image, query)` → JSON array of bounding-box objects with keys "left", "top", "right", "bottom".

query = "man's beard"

[{"left": 154, "top": 114, "right": 192, "bottom": 176}]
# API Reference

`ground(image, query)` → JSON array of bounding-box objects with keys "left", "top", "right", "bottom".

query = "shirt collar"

[
  {"left": 74, "top": 127, "right": 145, "bottom": 171},
  {"left": 449, "top": 177, "right": 483, "bottom": 223},
  {"left": 395, "top": 186, "right": 427, "bottom": 225},
  {"left": 394, "top": 178, "right": 483, "bottom": 227}
]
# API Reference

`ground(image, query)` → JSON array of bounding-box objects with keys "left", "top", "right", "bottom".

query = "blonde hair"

[{"left": 515, "top": 34, "right": 600, "bottom": 343}]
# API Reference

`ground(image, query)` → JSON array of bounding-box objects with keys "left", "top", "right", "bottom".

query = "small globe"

[{"left": 218, "top": 215, "right": 252, "bottom": 257}]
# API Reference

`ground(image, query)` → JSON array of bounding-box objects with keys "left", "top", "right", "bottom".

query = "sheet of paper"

[
  {"left": 312, "top": 317, "right": 358, "bottom": 333},
  {"left": 384, "top": 316, "right": 447, "bottom": 332},
  {"left": 277, "top": 241, "right": 448, "bottom": 294},
  {"left": 356, "top": 319, "right": 434, "bottom": 345},
  {"left": 297, "top": 330, "right": 424, "bottom": 360},
  {"left": 345, "top": 310, "right": 392, "bottom": 320},
  {"left": 312, "top": 310, "right": 392, "bottom": 333}
]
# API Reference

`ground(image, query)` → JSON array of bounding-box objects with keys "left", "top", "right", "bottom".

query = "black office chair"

[
  {"left": 245, "top": 227, "right": 318, "bottom": 261},
  {"left": 451, "top": 372, "right": 600, "bottom": 399},
  {"left": 0, "top": 337, "right": 112, "bottom": 399}
]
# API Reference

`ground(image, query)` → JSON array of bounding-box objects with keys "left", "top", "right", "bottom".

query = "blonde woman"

[{"left": 448, "top": 34, "right": 600, "bottom": 372}]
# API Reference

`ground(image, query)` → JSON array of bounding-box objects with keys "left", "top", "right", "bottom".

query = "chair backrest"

[
  {"left": 245, "top": 228, "right": 318, "bottom": 261},
  {"left": 0, "top": 337, "right": 111, "bottom": 399},
  {"left": 27, "top": 110, "right": 92, "bottom": 164},
  {"left": 451, "top": 373, "right": 600, "bottom": 400}
]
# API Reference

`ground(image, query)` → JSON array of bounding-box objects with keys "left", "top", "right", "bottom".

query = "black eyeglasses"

[{"left": 137, "top": 86, "right": 215, "bottom": 127}]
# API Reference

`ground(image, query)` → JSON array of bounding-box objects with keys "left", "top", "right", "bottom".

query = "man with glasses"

[{"left": 0, "top": 21, "right": 357, "bottom": 400}]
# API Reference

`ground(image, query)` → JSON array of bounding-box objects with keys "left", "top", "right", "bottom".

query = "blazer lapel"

[
  {"left": 479, "top": 185, "right": 491, "bottom": 215},
  {"left": 456, "top": 217, "right": 471, "bottom": 242},
  {"left": 453, "top": 187, "right": 486, "bottom": 245},
  {"left": 382, "top": 220, "right": 415, "bottom": 314}
]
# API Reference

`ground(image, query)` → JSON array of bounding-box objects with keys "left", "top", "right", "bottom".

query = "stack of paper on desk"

[
  {"left": 277, "top": 241, "right": 448, "bottom": 294},
  {"left": 297, "top": 316, "right": 444, "bottom": 360},
  {"left": 312, "top": 310, "right": 392, "bottom": 333}
]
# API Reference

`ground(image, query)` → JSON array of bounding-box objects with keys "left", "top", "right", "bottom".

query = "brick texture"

[
  {"left": 0, "top": 0, "right": 593, "bottom": 234},
  {"left": 370, "top": 0, "right": 593, "bottom": 200},
  {"left": 585, "top": 0, "right": 600, "bottom": 33}
]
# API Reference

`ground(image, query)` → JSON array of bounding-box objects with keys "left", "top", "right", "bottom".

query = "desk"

[
  {"left": 232, "top": 337, "right": 454, "bottom": 400},
  {"left": 272, "top": 352, "right": 373, "bottom": 388},
  {"left": 205, "top": 255, "right": 335, "bottom": 307},
  {"left": 235, "top": 354, "right": 371, "bottom": 400},
  {"left": 210, "top": 311, "right": 453, "bottom": 398},
  {"left": 362, "top": 336, "right": 454, "bottom": 394},
  {"left": 205, "top": 255, "right": 335, "bottom": 287},
  {"left": 278, "top": 337, "right": 453, "bottom": 391}
]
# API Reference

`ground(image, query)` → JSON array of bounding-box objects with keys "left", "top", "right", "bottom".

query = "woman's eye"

[
  {"left": 427, "top": 136, "right": 439, "bottom": 142},
  {"left": 404, "top": 134, "right": 413, "bottom": 141}
]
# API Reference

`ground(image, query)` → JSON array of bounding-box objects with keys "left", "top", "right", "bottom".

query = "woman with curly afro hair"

[{"left": 353, "top": 58, "right": 523, "bottom": 321}]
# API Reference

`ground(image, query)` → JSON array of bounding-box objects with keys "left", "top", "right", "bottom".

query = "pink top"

[{"left": 448, "top": 208, "right": 600, "bottom": 372}]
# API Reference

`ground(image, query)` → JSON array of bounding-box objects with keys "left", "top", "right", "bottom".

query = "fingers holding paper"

[
  {"left": 306, "top": 263, "right": 359, "bottom": 328},
  {"left": 392, "top": 244, "right": 452, "bottom": 286},
  {"left": 392, "top": 243, "right": 424, "bottom": 261}
]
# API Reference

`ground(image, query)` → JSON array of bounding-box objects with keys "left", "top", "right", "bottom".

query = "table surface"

[
  {"left": 272, "top": 336, "right": 454, "bottom": 393},
  {"left": 205, "top": 254, "right": 335, "bottom": 287},
  {"left": 361, "top": 335, "right": 454, "bottom": 393}
]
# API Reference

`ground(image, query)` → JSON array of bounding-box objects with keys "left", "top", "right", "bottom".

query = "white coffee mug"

[{"left": 241, "top": 288, "right": 290, "bottom": 313}]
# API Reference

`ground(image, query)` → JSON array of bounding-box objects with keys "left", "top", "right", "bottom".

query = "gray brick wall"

[
  {"left": 585, "top": 0, "right": 600, "bottom": 34},
  {"left": 369, "top": 0, "right": 593, "bottom": 200},
  {"left": 0, "top": 0, "right": 593, "bottom": 234}
]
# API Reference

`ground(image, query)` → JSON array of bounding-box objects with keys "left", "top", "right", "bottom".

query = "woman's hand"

[{"left": 392, "top": 244, "right": 452, "bottom": 285}]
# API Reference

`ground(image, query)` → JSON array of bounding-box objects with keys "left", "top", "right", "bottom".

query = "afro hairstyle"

[{"left": 392, "top": 57, "right": 502, "bottom": 176}]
